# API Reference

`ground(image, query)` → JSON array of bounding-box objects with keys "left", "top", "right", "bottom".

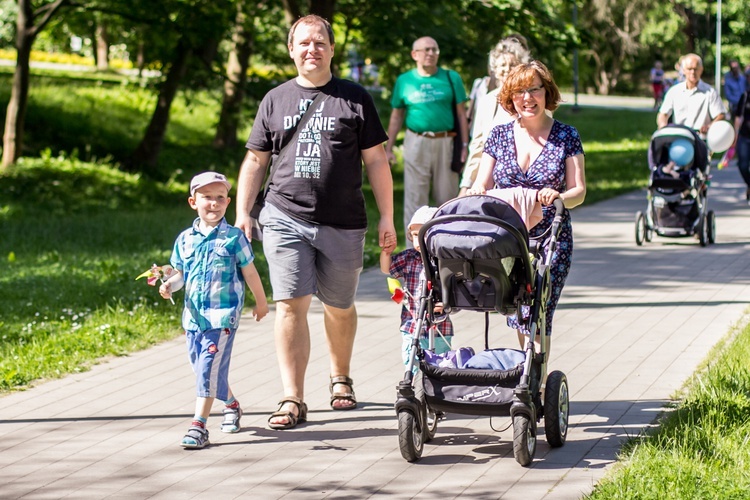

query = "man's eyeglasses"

[
  {"left": 513, "top": 86, "right": 544, "bottom": 97},
  {"left": 415, "top": 47, "right": 440, "bottom": 54}
]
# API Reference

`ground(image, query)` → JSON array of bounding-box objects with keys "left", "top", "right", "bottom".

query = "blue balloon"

[{"left": 669, "top": 138, "right": 694, "bottom": 167}]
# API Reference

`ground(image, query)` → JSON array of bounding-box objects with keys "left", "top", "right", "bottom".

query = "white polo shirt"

[{"left": 659, "top": 80, "right": 726, "bottom": 136}]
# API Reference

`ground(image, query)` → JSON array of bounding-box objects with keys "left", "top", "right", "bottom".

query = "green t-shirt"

[{"left": 391, "top": 68, "right": 467, "bottom": 133}]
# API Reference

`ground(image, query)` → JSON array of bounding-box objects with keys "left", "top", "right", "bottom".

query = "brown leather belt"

[{"left": 408, "top": 129, "right": 456, "bottom": 138}]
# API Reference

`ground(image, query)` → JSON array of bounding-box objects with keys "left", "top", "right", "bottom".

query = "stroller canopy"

[
  {"left": 424, "top": 195, "right": 529, "bottom": 261},
  {"left": 649, "top": 124, "right": 708, "bottom": 173},
  {"left": 421, "top": 195, "right": 531, "bottom": 315}
]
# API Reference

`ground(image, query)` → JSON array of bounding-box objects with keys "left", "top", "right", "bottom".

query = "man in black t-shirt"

[{"left": 235, "top": 15, "right": 396, "bottom": 429}]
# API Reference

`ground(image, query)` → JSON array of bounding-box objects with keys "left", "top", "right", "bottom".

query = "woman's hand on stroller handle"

[{"left": 537, "top": 188, "right": 563, "bottom": 206}]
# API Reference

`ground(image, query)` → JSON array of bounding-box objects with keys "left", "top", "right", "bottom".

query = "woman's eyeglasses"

[{"left": 513, "top": 86, "right": 544, "bottom": 97}]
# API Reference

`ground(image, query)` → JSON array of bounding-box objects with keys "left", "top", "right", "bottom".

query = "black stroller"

[
  {"left": 395, "top": 195, "right": 569, "bottom": 465},
  {"left": 635, "top": 124, "right": 715, "bottom": 246}
]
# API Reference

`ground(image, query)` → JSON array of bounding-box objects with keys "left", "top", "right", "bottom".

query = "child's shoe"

[
  {"left": 221, "top": 405, "right": 242, "bottom": 433},
  {"left": 181, "top": 425, "right": 209, "bottom": 449}
]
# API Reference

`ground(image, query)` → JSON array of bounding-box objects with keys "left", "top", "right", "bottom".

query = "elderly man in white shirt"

[{"left": 657, "top": 53, "right": 726, "bottom": 138}]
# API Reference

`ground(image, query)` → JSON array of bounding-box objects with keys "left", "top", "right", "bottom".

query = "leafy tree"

[
  {"left": 127, "top": 0, "right": 235, "bottom": 176},
  {"left": 213, "top": 0, "right": 255, "bottom": 149},
  {"left": 576, "top": 0, "right": 659, "bottom": 94},
  {"left": 2, "top": 0, "right": 71, "bottom": 170}
]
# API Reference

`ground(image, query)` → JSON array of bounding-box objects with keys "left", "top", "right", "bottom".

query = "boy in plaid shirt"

[
  {"left": 380, "top": 206, "right": 453, "bottom": 366},
  {"left": 159, "top": 171, "right": 269, "bottom": 449}
]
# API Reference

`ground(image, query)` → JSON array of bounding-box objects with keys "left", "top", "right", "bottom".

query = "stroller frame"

[
  {"left": 635, "top": 125, "right": 716, "bottom": 247},
  {"left": 395, "top": 196, "right": 569, "bottom": 465}
]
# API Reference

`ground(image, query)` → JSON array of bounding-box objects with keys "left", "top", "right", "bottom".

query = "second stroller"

[{"left": 635, "top": 124, "right": 715, "bottom": 246}]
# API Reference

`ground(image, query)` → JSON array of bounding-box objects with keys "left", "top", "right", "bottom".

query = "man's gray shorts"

[{"left": 259, "top": 202, "right": 366, "bottom": 309}]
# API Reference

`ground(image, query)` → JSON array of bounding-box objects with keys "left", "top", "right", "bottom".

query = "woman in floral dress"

[{"left": 468, "top": 60, "right": 586, "bottom": 356}]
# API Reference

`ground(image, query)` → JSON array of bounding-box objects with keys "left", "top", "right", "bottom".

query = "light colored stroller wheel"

[
  {"left": 512, "top": 414, "right": 537, "bottom": 467},
  {"left": 398, "top": 410, "right": 424, "bottom": 462},
  {"left": 707, "top": 210, "right": 716, "bottom": 244},
  {"left": 544, "top": 370, "right": 569, "bottom": 447},
  {"left": 635, "top": 211, "right": 647, "bottom": 246},
  {"left": 414, "top": 371, "right": 438, "bottom": 442}
]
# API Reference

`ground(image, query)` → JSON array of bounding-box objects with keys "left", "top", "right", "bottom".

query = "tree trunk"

[
  {"left": 2, "top": 35, "right": 32, "bottom": 170},
  {"left": 281, "top": 0, "right": 301, "bottom": 25},
  {"left": 129, "top": 39, "right": 192, "bottom": 177},
  {"left": 136, "top": 38, "right": 145, "bottom": 77},
  {"left": 309, "top": 0, "right": 335, "bottom": 22},
  {"left": 213, "top": 2, "right": 254, "bottom": 149},
  {"left": 2, "top": 0, "right": 68, "bottom": 170},
  {"left": 96, "top": 21, "right": 110, "bottom": 71}
]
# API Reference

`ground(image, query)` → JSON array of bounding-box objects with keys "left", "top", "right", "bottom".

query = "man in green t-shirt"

[{"left": 386, "top": 36, "right": 469, "bottom": 245}]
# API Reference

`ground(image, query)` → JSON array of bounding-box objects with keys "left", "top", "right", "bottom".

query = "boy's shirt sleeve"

[
  {"left": 233, "top": 229, "right": 255, "bottom": 268},
  {"left": 389, "top": 249, "right": 409, "bottom": 279},
  {"left": 169, "top": 233, "right": 184, "bottom": 272}
]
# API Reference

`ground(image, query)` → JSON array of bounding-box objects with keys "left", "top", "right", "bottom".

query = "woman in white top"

[{"left": 459, "top": 37, "right": 531, "bottom": 196}]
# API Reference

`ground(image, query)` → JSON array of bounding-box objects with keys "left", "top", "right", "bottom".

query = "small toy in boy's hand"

[
  {"left": 136, "top": 263, "right": 176, "bottom": 304},
  {"left": 387, "top": 277, "right": 406, "bottom": 304}
]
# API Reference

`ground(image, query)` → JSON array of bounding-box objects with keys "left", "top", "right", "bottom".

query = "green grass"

[
  {"left": 0, "top": 72, "right": 658, "bottom": 394},
  {"left": 588, "top": 315, "right": 750, "bottom": 499},
  {"left": 555, "top": 106, "right": 653, "bottom": 204}
]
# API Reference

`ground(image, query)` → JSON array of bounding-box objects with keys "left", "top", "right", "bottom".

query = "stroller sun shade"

[
  {"left": 421, "top": 195, "right": 531, "bottom": 315},
  {"left": 425, "top": 195, "right": 529, "bottom": 260},
  {"left": 649, "top": 124, "right": 708, "bottom": 173}
]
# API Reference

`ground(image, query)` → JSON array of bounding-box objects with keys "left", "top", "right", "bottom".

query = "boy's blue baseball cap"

[{"left": 190, "top": 171, "right": 231, "bottom": 196}]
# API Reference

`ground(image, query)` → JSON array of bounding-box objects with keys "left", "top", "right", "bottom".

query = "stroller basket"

[{"left": 420, "top": 357, "right": 527, "bottom": 416}]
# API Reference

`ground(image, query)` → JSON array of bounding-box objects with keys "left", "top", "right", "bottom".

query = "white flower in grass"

[{"left": 99, "top": 324, "right": 111, "bottom": 331}]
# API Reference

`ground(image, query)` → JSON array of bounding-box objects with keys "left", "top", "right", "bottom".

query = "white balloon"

[{"left": 706, "top": 120, "right": 735, "bottom": 153}]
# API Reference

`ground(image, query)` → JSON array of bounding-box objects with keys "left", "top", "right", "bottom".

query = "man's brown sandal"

[
  {"left": 268, "top": 396, "right": 307, "bottom": 430},
  {"left": 329, "top": 375, "right": 357, "bottom": 411}
]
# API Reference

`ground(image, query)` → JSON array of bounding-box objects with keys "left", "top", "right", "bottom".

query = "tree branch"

[{"left": 28, "top": 0, "right": 69, "bottom": 38}]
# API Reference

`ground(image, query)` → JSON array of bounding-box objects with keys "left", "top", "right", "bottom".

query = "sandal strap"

[
  {"left": 329, "top": 376, "right": 354, "bottom": 391},
  {"left": 277, "top": 396, "right": 304, "bottom": 408}
]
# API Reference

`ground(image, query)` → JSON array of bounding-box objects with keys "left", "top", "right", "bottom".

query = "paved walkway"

[{"left": 2, "top": 165, "right": 749, "bottom": 499}]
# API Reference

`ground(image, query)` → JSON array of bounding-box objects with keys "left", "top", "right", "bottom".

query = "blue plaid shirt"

[
  {"left": 389, "top": 248, "right": 453, "bottom": 338},
  {"left": 170, "top": 218, "right": 255, "bottom": 332}
]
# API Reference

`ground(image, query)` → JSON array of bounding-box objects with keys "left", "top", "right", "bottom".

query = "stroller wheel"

[
  {"left": 707, "top": 210, "right": 716, "bottom": 244},
  {"left": 698, "top": 213, "right": 709, "bottom": 247},
  {"left": 635, "top": 211, "right": 647, "bottom": 246},
  {"left": 398, "top": 410, "right": 424, "bottom": 462},
  {"left": 512, "top": 414, "right": 537, "bottom": 466},
  {"left": 414, "top": 371, "right": 438, "bottom": 442},
  {"left": 544, "top": 371, "right": 569, "bottom": 448}
]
